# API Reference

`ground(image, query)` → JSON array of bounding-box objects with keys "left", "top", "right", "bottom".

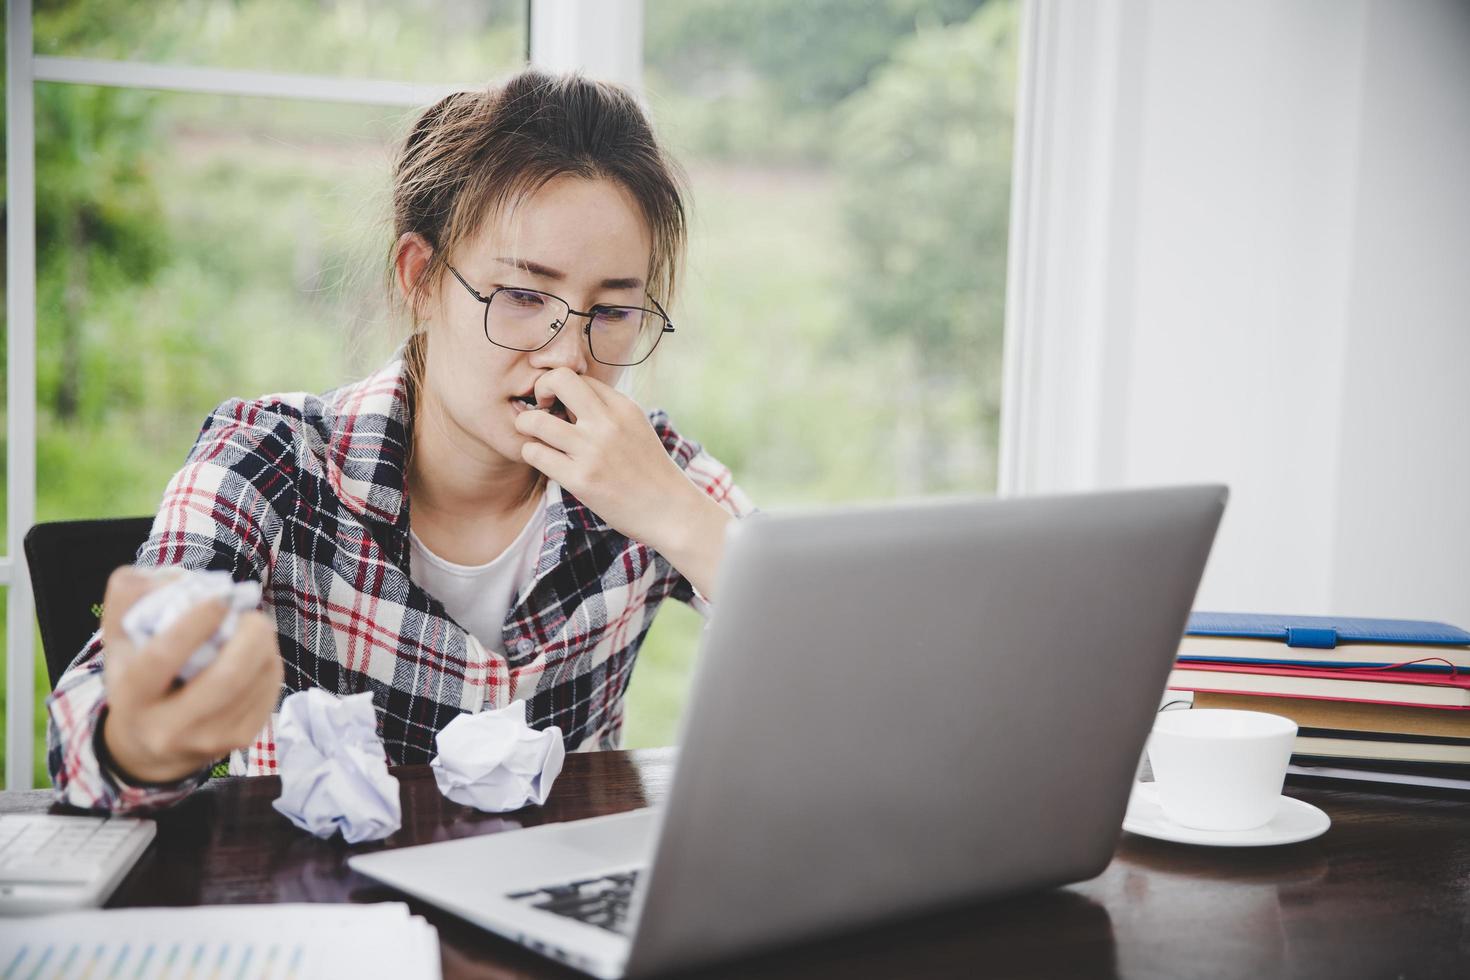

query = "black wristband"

[{"left": 94, "top": 705, "right": 209, "bottom": 790}]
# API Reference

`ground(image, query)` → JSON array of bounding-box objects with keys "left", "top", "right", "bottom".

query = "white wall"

[
  {"left": 1330, "top": 0, "right": 1470, "bottom": 622},
  {"left": 1004, "top": 0, "right": 1470, "bottom": 624}
]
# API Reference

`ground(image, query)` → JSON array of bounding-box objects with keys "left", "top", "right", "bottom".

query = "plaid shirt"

[{"left": 46, "top": 354, "right": 751, "bottom": 813}]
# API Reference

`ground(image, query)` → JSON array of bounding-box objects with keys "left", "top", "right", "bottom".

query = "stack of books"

[{"left": 1167, "top": 613, "right": 1470, "bottom": 791}]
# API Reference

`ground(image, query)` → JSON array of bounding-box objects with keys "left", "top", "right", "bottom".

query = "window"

[
  {"left": 3, "top": 0, "right": 1019, "bottom": 784},
  {"left": 33, "top": 87, "right": 407, "bottom": 523}
]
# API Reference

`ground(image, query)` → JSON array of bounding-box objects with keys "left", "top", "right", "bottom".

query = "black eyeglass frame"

[{"left": 446, "top": 264, "right": 675, "bottom": 367}]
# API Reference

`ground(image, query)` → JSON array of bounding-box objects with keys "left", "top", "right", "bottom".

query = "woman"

[{"left": 47, "top": 69, "right": 752, "bottom": 813}]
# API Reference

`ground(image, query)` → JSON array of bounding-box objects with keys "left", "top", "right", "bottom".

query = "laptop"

[{"left": 349, "top": 485, "right": 1226, "bottom": 978}]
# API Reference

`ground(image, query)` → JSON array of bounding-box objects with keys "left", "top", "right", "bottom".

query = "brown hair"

[{"left": 391, "top": 68, "right": 688, "bottom": 402}]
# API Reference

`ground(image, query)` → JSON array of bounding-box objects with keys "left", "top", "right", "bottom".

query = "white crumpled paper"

[
  {"left": 271, "top": 688, "right": 402, "bottom": 844},
  {"left": 430, "top": 700, "right": 565, "bottom": 812},
  {"left": 120, "top": 568, "right": 263, "bottom": 682}
]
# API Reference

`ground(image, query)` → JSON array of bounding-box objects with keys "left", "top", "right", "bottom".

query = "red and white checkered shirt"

[{"left": 46, "top": 354, "right": 751, "bottom": 813}]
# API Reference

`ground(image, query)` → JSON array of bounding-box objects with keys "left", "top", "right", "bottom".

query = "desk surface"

[{"left": 6, "top": 749, "right": 1470, "bottom": 979}]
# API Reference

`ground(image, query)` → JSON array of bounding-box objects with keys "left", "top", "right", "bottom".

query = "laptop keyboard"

[{"left": 507, "top": 869, "right": 642, "bottom": 936}]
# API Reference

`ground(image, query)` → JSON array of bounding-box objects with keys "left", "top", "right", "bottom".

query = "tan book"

[
  {"left": 1192, "top": 691, "right": 1470, "bottom": 739},
  {"left": 1294, "top": 735, "right": 1470, "bottom": 765}
]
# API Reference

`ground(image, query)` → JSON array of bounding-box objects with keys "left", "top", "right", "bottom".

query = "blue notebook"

[{"left": 1182, "top": 612, "right": 1470, "bottom": 673}]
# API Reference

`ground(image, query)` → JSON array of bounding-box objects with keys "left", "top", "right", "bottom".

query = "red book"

[{"left": 1167, "top": 661, "right": 1470, "bottom": 709}]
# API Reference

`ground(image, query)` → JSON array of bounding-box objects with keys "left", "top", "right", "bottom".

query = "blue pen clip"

[{"left": 1285, "top": 626, "right": 1338, "bottom": 649}]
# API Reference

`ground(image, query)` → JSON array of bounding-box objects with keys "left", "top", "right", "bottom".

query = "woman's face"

[{"left": 421, "top": 175, "right": 654, "bottom": 471}]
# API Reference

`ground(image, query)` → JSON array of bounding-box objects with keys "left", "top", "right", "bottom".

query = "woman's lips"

[{"left": 509, "top": 396, "right": 570, "bottom": 421}]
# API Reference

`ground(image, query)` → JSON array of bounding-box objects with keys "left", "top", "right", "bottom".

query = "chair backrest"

[{"left": 24, "top": 517, "right": 154, "bottom": 691}]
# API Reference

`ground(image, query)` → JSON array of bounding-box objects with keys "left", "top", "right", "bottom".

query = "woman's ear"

[{"left": 394, "top": 232, "right": 434, "bottom": 315}]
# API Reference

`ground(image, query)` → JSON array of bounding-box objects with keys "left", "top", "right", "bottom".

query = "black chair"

[{"left": 25, "top": 517, "right": 154, "bottom": 691}]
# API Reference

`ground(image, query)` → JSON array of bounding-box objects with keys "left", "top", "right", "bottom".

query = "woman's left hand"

[{"left": 513, "top": 367, "right": 732, "bottom": 594}]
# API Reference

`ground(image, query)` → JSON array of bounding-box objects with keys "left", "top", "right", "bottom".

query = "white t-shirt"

[{"left": 407, "top": 485, "right": 549, "bottom": 656}]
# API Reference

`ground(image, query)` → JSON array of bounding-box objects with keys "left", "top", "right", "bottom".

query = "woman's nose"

[{"left": 530, "top": 312, "right": 591, "bottom": 373}]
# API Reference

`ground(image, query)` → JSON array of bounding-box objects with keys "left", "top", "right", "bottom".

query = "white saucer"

[{"left": 1122, "top": 782, "right": 1330, "bottom": 847}]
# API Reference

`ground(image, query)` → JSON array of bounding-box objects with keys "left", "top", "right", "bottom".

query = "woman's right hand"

[{"left": 99, "top": 567, "right": 284, "bottom": 785}]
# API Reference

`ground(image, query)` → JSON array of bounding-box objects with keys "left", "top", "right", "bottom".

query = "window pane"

[
  {"left": 34, "top": 0, "right": 526, "bottom": 85},
  {"left": 0, "top": 590, "right": 48, "bottom": 789},
  {"left": 35, "top": 84, "right": 408, "bottom": 525},
  {"left": 625, "top": 0, "right": 1021, "bottom": 748},
  {"left": 29, "top": 83, "right": 423, "bottom": 786}
]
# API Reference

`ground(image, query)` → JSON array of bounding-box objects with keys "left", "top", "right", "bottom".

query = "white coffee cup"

[{"left": 1147, "top": 708, "right": 1297, "bottom": 831}]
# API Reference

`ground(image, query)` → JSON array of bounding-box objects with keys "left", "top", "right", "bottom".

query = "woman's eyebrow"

[{"left": 494, "top": 256, "right": 643, "bottom": 291}]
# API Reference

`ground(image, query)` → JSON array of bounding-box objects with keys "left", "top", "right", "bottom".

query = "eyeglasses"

[{"left": 446, "top": 264, "right": 675, "bottom": 367}]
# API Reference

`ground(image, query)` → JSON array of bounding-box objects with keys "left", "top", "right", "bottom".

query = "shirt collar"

[
  {"left": 324, "top": 351, "right": 613, "bottom": 536},
  {"left": 323, "top": 354, "right": 412, "bottom": 527}
]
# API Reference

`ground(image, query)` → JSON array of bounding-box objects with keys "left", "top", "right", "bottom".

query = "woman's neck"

[{"left": 405, "top": 386, "right": 544, "bottom": 528}]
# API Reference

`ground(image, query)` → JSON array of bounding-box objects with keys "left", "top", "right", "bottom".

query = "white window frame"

[{"left": 3, "top": 0, "right": 643, "bottom": 790}]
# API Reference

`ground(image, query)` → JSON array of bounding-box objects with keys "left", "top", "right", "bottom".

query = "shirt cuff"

[{"left": 92, "top": 706, "right": 210, "bottom": 811}]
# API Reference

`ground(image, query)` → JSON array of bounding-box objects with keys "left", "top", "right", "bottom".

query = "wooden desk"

[{"left": 6, "top": 750, "right": 1469, "bottom": 978}]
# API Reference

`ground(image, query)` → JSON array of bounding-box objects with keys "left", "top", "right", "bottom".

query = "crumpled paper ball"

[
  {"left": 271, "top": 688, "right": 401, "bottom": 844},
  {"left": 430, "top": 700, "right": 565, "bottom": 812},
  {"left": 121, "top": 568, "right": 263, "bottom": 682}
]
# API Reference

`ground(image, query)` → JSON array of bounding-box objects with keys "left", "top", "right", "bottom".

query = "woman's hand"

[
  {"left": 513, "top": 367, "right": 732, "bottom": 597},
  {"left": 99, "top": 567, "right": 284, "bottom": 785}
]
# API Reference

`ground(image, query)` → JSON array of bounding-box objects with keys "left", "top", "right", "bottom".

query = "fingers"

[
  {"left": 100, "top": 566, "right": 161, "bottom": 648},
  {"left": 578, "top": 375, "right": 632, "bottom": 411},
  {"left": 221, "top": 661, "right": 284, "bottom": 748},
  {"left": 199, "top": 654, "right": 281, "bottom": 754},
  {"left": 533, "top": 367, "right": 604, "bottom": 421},
  {"left": 520, "top": 439, "right": 574, "bottom": 485},
  {"left": 129, "top": 598, "right": 231, "bottom": 700},
  {"left": 513, "top": 406, "right": 583, "bottom": 454},
  {"left": 212, "top": 619, "right": 283, "bottom": 751},
  {"left": 171, "top": 613, "right": 282, "bottom": 756},
  {"left": 173, "top": 613, "right": 278, "bottom": 722},
  {"left": 569, "top": 375, "right": 651, "bottom": 433},
  {"left": 149, "top": 597, "right": 230, "bottom": 672}
]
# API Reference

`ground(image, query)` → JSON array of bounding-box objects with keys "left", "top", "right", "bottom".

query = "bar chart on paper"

[
  {"left": 2, "top": 939, "right": 307, "bottom": 979},
  {"left": 0, "top": 902, "right": 440, "bottom": 980}
]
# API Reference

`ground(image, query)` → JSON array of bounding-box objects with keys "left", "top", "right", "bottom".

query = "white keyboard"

[{"left": 0, "top": 814, "right": 155, "bottom": 915}]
